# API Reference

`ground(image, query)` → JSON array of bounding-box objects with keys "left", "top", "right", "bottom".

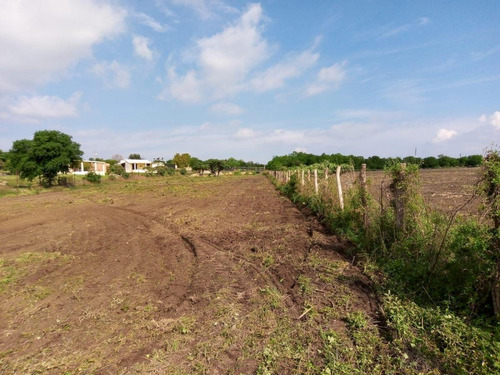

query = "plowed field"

[{"left": 0, "top": 175, "right": 377, "bottom": 374}]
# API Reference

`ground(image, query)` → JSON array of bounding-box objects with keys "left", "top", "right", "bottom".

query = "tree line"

[
  {"left": 0, "top": 130, "right": 264, "bottom": 185},
  {"left": 266, "top": 151, "right": 483, "bottom": 170}
]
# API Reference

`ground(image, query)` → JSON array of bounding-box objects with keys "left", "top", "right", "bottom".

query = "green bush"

[{"left": 84, "top": 171, "right": 101, "bottom": 184}]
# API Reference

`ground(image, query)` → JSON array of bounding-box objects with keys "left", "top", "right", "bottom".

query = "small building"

[
  {"left": 72, "top": 160, "right": 109, "bottom": 176},
  {"left": 120, "top": 159, "right": 152, "bottom": 173}
]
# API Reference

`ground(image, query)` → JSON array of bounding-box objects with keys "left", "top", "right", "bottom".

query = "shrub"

[{"left": 84, "top": 171, "right": 101, "bottom": 184}]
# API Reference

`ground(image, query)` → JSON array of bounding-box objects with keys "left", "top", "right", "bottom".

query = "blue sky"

[{"left": 0, "top": 0, "right": 498, "bottom": 163}]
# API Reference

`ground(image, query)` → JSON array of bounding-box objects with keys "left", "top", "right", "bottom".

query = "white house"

[
  {"left": 120, "top": 159, "right": 152, "bottom": 173},
  {"left": 72, "top": 160, "right": 109, "bottom": 176}
]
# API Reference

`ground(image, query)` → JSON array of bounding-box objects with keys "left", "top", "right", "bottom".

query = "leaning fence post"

[
  {"left": 336, "top": 165, "right": 344, "bottom": 210},
  {"left": 360, "top": 163, "right": 368, "bottom": 228},
  {"left": 301, "top": 170, "right": 305, "bottom": 187},
  {"left": 314, "top": 169, "right": 318, "bottom": 194}
]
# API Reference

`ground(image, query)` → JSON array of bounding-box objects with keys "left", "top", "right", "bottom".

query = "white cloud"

[
  {"left": 164, "top": 3, "right": 269, "bottom": 101},
  {"left": 419, "top": 17, "right": 430, "bottom": 26},
  {"left": 210, "top": 102, "right": 244, "bottom": 115},
  {"left": 489, "top": 111, "right": 500, "bottom": 129},
  {"left": 163, "top": 68, "right": 203, "bottom": 103},
  {"left": 250, "top": 49, "right": 319, "bottom": 92},
  {"left": 168, "top": 0, "right": 238, "bottom": 19},
  {"left": 197, "top": 3, "right": 269, "bottom": 96},
  {"left": 479, "top": 114, "right": 488, "bottom": 122},
  {"left": 133, "top": 35, "right": 154, "bottom": 61},
  {"left": 91, "top": 61, "right": 131, "bottom": 89},
  {"left": 306, "top": 61, "right": 347, "bottom": 96},
  {"left": 433, "top": 128, "right": 458, "bottom": 143},
  {"left": 235, "top": 128, "right": 256, "bottom": 139},
  {"left": 135, "top": 12, "right": 169, "bottom": 32},
  {"left": 1, "top": 92, "right": 81, "bottom": 123},
  {"left": 0, "top": 0, "right": 126, "bottom": 94}
]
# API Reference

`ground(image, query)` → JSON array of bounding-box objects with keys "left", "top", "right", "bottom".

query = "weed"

[{"left": 297, "top": 275, "right": 312, "bottom": 296}]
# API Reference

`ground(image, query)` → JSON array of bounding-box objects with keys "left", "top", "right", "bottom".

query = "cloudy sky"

[{"left": 0, "top": 0, "right": 498, "bottom": 162}]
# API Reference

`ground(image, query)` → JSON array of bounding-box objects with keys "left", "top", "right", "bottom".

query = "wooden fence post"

[
  {"left": 314, "top": 169, "right": 318, "bottom": 194},
  {"left": 336, "top": 165, "right": 344, "bottom": 210},
  {"left": 301, "top": 170, "right": 305, "bottom": 188},
  {"left": 392, "top": 163, "right": 406, "bottom": 231},
  {"left": 360, "top": 163, "right": 368, "bottom": 228},
  {"left": 325, "top": 168, "right": 329, "bottom": 183}
]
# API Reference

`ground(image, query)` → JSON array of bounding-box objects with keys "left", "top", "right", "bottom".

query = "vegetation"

[
  {"left": 0, "top": 149, "right": 7, "bottom": 170},
  {"left": 268, "top": 152, "right": 500, "bottom": 374},
  {"left": 128, "top": 153, "right": 142, "bottom": 159},
  {"left": 84, "top": 171, "right": 101, "bottom": 184},
  {"left": 172, "top": 153, "right": 191, "bottom": 168},
  {"left": 267, "top": 151, "right": 483, "bottom": 171},
  {"left": 7, "top": 130, "right": 83, "bottom": 187}
]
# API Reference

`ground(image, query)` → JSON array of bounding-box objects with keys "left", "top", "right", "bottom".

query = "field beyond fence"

[{"left": 268, "top": 163, "right": 500, "bottom": 374}]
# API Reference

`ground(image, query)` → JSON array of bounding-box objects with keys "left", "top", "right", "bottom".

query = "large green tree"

[
  {"left": 173, "top": 153, "right": 191, "bottom": 168},
  {"left": 8, "top": 130, "right": 83, "bottom": 186}
]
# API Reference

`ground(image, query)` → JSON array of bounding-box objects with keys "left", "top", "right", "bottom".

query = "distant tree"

[
  {"left": 173, "top": 153, "right": 191, "bottom": 168},
  {"left": 422, "top": 156, "right": 438, "bottom": 169},
  {"left": 105, "top": 159, "right": 118, "bottom": 166},
  {"left": 8, "top": 130, "right": 83, "bottom": 186},
  {"left": 465, "top": 155, "right": 483, "bottom": 167},
  {"left": 0, "top": 149, "right": 7, "bottom": 170},
  {"left": 111, "top": 154, "right": 123, "bottom": 161},
  {"left": 366, "top": 155, "right": 385, "bottom": 170},
  {"left": 128, "top": 153, "right": 142, "bottom": 159},
  {"left": 190, "top": 157, "right": 208, "bottom": 174},
  {"left": 206, "top": 159, "right": 225, "bottom": 176},
  {"left": 403, "top": 156, "right": 422, "bottom": 165}
]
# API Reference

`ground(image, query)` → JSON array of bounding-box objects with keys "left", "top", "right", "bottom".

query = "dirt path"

[{"left": 0, "top": 176, "right": 377, "bottom": 374}]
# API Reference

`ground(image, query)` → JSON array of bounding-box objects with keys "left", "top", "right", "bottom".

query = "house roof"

[
  {"left": 120, "top": 159, "right": 152, "bottom": 164},
  {"left": 83, "top": 160, "right": 109, "bottom": 164}
]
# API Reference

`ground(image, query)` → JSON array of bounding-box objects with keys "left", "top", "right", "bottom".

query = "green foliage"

[
  {"left": 155, "top": 165, "right": 174, "bottom": 176},
  {"left": 128, "top": 153, "right": 141, "bottom": 159},
  {"left": 84, "top": 171, "right": 101, "bottom": 184},
  {"left": 109, "top": 163, "right": 125, "bottom": 176},
  {"left": 267, "top": 154, "right": 500, "bottom": 373},
  {"left": 189, "top": 157, "right": 208, "bottom": 174},
  {"left": 0, "top": 149, "right": 7, "bottom": 170},
  {"left": 8, "top": 130, "right": 83, "bottom": 186},
  {"left": 179, "top": 168, "right": 187, "bottom": 175},
  {"left": 206, "top": 159, "right": 225, "bottom": 176},
  {"left": 384, "top": 293, "right": 500, "bottom": 375},
  {"left": 266, "top": 151, "right": 482, "bottom": 171},
  {"left": 172, "top": 153, "right": 191, "bottom": 168}
]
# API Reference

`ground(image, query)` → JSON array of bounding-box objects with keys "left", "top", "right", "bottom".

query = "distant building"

[
  {"left": 120, "top": 159, "right": 152, "bottom": 173},
  {"left": 72, "top": 160, "right": 109, "bottom": 176}
]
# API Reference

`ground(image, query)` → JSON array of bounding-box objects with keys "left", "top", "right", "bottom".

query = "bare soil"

[
  {"left": 365, "top": 167, "right": 482, "bottom": 216},
  {"left": 0, "top": 175, "right": 378, "bottom": 374}
]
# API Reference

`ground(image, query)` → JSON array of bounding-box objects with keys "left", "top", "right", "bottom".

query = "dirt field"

[
  {"left": 0, "top": 175, "right": 378, "bottom": 374},
  {"left": 365, "top": 167, "right": 482, "bottom": 215}
]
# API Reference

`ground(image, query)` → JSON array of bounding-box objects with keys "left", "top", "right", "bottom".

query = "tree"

[
  {"left": 0, "top": 149, "right": 8, "bottom": 170},
  {"left": 206, "top": 159, "right": 224, "bottom": 176},
  {"left": 8, "top": 130, "right": 83, "bottom": 186},
  {"left": 190, "top": 157, "right": 208, "bottom": 174},
  {"left": 173, "top": 153, "right": 191, "bottom": 168},
  {"left": 128, "top": 153, "right": 142, "bottom": 159}
]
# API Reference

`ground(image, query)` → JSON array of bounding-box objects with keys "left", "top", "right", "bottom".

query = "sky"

[{"left": 0, "top": 0, "right": 499, "bottom": 163}]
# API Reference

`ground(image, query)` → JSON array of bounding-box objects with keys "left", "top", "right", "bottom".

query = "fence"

[{"left": 269, "top": 165, "right": 362, "bottom": 211}]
